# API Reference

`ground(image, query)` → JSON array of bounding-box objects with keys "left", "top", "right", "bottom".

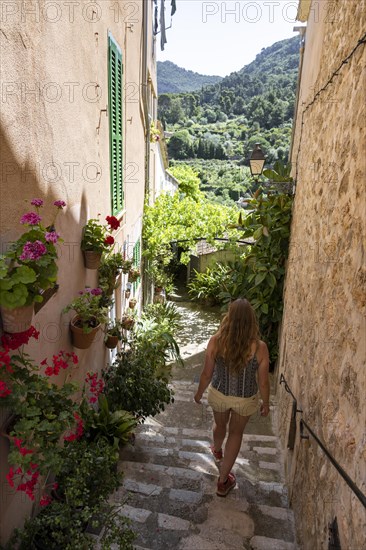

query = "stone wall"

[{"left": 277, "top": 1, "right": 366, "bottom": 549}]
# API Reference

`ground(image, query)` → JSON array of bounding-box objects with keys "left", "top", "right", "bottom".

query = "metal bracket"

[
  {"left": 96, "top": 108, "right": 108, "bottom": 134},
  {"left": 328, "top": 517, "right": 341, "bottom": 550},
  {"left": 300, "top": 419, "right": 309, "bottom": 440}
]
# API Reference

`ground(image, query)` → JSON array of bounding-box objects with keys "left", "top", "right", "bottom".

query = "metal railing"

[{"left": 280, "top": 373, "right": 366, "bottom": 509}]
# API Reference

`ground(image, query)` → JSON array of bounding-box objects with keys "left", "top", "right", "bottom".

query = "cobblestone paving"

[{"left": 114, "top": 299, "right": 299, "bottom": 549}]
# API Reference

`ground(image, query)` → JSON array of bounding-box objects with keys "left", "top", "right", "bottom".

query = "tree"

[
  {"left": 169, "top": 98, "right": 184, "bottom": 124},
  {"left": 167, "top": 130, "right": 193, "bottom": 160},
  {"left": 232, "top": 97, "right": 246, "bottom": 115}
]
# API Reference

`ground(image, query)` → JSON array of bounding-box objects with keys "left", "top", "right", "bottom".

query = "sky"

[{"left": 157, "top": 0, "right": 302, "bottom": 76}]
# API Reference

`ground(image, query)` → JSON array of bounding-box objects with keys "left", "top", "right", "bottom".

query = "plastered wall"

[{"left": 0, "top": 0, "right": 156, "bottom": 542}]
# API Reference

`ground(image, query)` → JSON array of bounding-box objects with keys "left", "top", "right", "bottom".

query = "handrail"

[{"left": 280, "top": 373, "right": 366, "bottom": 509}]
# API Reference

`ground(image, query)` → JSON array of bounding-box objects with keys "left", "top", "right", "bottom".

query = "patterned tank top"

[{"left": 211, "top": 354, "right": 259, "bottom": 398}]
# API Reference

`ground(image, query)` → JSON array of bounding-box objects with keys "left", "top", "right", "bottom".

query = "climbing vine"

[
  {"left": 189, "top": 191, "right": 293, "bottom": 365},
  {"left": 142, "top": 190, "right": 240, "bottom": 288}
]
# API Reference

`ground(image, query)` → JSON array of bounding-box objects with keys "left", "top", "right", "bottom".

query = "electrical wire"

[{"left": 294, "top": 32, "right": 366, "bottom": 182}]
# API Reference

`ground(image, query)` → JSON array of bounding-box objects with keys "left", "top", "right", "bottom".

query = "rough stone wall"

[{"left": 277, "top": 1, "right": 366, "bottom": 549}]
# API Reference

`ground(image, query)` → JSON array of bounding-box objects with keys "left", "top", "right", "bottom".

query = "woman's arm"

[
  {"left": 194, "top": 336, "right": 216, "bottom": 404},
  {"left": 257, "top": 340, "right": 270, "bottom": 416}
]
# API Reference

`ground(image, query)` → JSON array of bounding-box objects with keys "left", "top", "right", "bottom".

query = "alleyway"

[{"left": 113, "top": 297, "right": 298, "bottom": 549}]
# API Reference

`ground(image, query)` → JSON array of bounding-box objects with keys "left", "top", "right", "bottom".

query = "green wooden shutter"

[
  {"left": 108, "top": 34, "right": 123, "bottom": 215},
  {"left": 133, "top": 239, "right": 141, "bottom": 267},
  {"left": 133, "top": 239, "right": 141, "bottom": 290}
]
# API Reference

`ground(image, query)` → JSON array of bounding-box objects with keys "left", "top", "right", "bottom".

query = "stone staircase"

[{"left": 114, "top": 379, "right": 298, "bottom": 550}]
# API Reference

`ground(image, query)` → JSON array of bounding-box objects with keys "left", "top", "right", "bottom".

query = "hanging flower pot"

[
  {"left": 104, "top": 334, "right": 119, "bottom": 349},
  {"left": 121, "top": 259, "right": 133, "bottom": 274},
  {"left": 125, "top": 289, "right": 131, "bottom": 299},
  {"left": 0, "top": 304, "right": 34, "bottom": 334},
  {"left": 128, "top": 268, "right": 140, "bottom": 283},
  {"left": 70, "top": 315, "right": 100, "bottom": 349},
  {"left": 128, "top": 298, "right": 137, "bottom": 309},
  {"left": 121, "top": 316, "right": 135, "bottom": 330},
  {"left": 83, "top": 250, "right": 102, "bottom": 270}
]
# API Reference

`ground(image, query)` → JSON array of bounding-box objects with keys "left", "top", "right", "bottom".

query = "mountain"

[
  {"left": 198, "top": 36, "right": 300, "bottom": 120},
  {"left": 157, "top": 36, "right": 300, "bottom": 207},
  {"left": 157, "top": 61, "right": 223, "bottom": 94}
]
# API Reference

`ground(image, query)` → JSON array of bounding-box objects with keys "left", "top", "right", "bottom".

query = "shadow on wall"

[{"left": 0, "top": 125, "right": 103, "bottom": 544}]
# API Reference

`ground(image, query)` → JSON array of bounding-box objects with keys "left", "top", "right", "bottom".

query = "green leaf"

[
  {"left": 254, "top": 272, "right": 267, "bottom": 286},
  {"left": 253, "top": 227, "right": 263, "bottom": 240}
]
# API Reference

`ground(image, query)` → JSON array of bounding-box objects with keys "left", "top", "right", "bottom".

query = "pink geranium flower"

[
  {"left": 31, "top": 198, "right": 44, "bottom": 207},
  {"left": 20, "top": 212, "right": 41, "bottom": 225},
  {"left": 54, "top": 200, "right": 66, "bottom": 208},
  {"left": 19, "top": 240, "right": 47, "bottom": 261},
  {"left": 45, "top": 231, "right": 60, "bottom": 243}
]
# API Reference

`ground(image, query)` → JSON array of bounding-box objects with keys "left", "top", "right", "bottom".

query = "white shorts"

[{"left": 207, "top": 385, "right": 259, "bottom": 417}]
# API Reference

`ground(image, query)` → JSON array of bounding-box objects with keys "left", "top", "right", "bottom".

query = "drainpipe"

[
  {"left": 289, "top": 26, "right": 306, "bottom": 192},
  {"left": 141, "top": 0, "right": 151, "bottom": 305}
]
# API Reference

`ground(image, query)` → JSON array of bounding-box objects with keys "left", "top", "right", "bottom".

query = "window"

[{"left": 108, "top": 34, "right": 123, "bottom": 215}]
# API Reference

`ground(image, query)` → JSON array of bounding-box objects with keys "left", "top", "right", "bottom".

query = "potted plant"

[
  {"left": 128, "top": 267, "right": 140, "bottom": 283},
  {"left": 128, "top": 298, "right": 137, "bottom": 310},
  {"left": 121, "top": 311, "right": 135, "bottom": 330},
  {"left": 150, "top": 121, "right": 161, "bottom": 143},
  {"left": 83, "top": 395, "right": 137, "bottom": 448},
  {"left": 81, "top": 215, "right": 120, "bottom": 269},
  {"left": 63, "top": 288, "right": 108, "bottom": 349},
  {"left": 11, "top": 501, "right": 94, "bottom": 549},
  {"left": 11, "top": 500, "right": 135, "bottom": 549},
  {"left": 0, "top": 334, "right": 80, "bottom": 503},
  {"left": 121, "top": 259, "right": 133, "bottom": 274},
  {"left": 104, "top": 319, "right": 123, "bottom": 349},
  {"left": 98, "top": 252, "right": 123, "bottom": 297},
  {"left": 0, "top": 199, "right": 65, "bottom": 333},
  {"left": 54, "top": 437, "right": 121, "bottom": 509}
]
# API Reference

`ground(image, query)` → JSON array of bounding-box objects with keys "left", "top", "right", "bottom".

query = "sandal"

[{"left": 216, "top": 472, "right": 236, "bottom": 497}]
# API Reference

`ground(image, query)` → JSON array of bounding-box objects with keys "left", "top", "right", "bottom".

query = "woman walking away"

[{"left": 194, "top": 298, "right": 270, "bottom": 497}]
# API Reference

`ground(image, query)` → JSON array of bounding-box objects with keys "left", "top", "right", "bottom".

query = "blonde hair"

[{"left": 215, "top": 298, "right": 260, "bottom": 373}]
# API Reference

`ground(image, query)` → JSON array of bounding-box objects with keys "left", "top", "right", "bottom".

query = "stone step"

[
  {"left": 121, "top": 443, "right": 282, "bottom": 484},
  {"left": 119, "top": 457, "right": 288, "bottom": 507},
  {"left": 117, "top": 498, "right": 297, "bottom": 550},
  {"left": 138, "top": 421, "right": 278, "bottom": 445},
  {"left": 249, "top": 535, "right": 298, "bottom": 549},
  {"left": 115, "top": 418, "right": 295, "bottom": 549}
]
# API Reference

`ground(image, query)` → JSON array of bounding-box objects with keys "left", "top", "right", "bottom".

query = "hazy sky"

[{"left": 158, "top": 0, "right": 302, "bottom": 76}]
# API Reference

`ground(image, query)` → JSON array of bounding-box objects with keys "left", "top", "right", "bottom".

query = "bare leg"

[
  {"left": 219, "top": 410, "right": 250, "bottom": 482},
  {"left": 212, "top": 409, "right": 230, "bottom": 452}
]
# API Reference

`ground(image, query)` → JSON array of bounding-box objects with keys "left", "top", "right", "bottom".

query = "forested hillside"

[
  {"left": 157, "top": 61, "right": 222, "bottom": 93},
  {"left": 158, "top": 36, "right": 300, "bottom": 206}
]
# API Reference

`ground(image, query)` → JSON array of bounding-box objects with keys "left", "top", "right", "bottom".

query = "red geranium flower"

[
  {"left": 106, "top": 216, "right": 120, "bottom": 230},
  {"left": 1, "top": 326, "right": 40, "bottom": 351},
  {"left": 104, "top": 236, "right": 114, "bottom": 246},
  {"left": 40, "top": 495, "right": 52, "bottom": 507},
  {"left": 0, "top": 381, "right": 11, "bottom": 398}
]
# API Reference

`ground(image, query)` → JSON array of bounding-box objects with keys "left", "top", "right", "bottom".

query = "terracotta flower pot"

[
  {"left": 105, "top": 334, "right": 119, "bottom": 349},
  {"left": 70, "top": 315, "right": 100, "bottom": 349},
  {"left": 0, "top": 304, "right": 34, "bottom": 334},
  {"left": 125, "top": 289, "right": 131, "bottom": 299},
  {"left": 83, "top": 250, "right": 102, "bottom": 270},
  {"left": 121, "top": 317, "right": 135, "bottom": 330},
  {"left": 129, "top": 299, "right": 137, "bottom": 309}
]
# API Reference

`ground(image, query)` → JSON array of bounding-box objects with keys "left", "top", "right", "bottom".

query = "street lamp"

[{"left": 249, "top": 143, "right": 266, "bottom": 180}]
